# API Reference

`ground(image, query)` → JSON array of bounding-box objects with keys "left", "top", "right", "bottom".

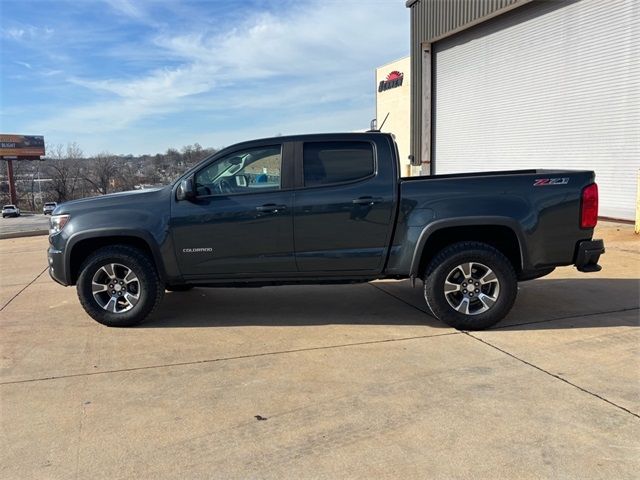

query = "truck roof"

[{"left": 216, "top": 131, "right": 393, "bottom": 153}]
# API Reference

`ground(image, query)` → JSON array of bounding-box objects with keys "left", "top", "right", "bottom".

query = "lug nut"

[
  {"left": 463, "top": 289, "right": 467, "bottom": 294},
  {"left": 475, "top": 282, "right": 479, "bottom": 286},
  {"left": 111, "top": 290, "right": 115, "bottom": 294},
  {"left": 109, "top": 284, "right": 113, "bottom": 288},
  {"left": 462, "top": 283, "right": 467, "bottom": 288},
  {"left": 469, "top": 292, "right": 474, "bottom": 297}
]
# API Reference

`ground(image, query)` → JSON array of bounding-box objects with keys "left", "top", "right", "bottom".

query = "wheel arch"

[
  {"left": 66, "top": 230, "right": 166, "bottom": 285},
  {"left": 410, "top": 217, "right": 527, "bottom": 279}
]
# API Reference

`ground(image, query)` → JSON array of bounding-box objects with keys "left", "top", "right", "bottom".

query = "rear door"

[{"left": 292, "top": 137, "right": 397, "bottom": 273}]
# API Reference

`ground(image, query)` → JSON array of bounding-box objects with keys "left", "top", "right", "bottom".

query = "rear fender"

[{"left": 409, "top": 216, "right": 528, "bottom": 278}]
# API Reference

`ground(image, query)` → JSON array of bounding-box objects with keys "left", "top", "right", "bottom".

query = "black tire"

[
  {"left": 423, "top": 241, "right": 517, "bottom": 331},
  {"left": 165, "top": 284, "right": 194, "bottom": 292},
  {"left": 76, "top": 245, "right": 164, "bottom": 327}
]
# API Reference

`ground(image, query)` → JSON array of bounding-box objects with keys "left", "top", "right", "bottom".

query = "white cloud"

[
  {"left": 103, "top": 0, "right": 145, "bottom": 20},
  {"left": 4, "top": 27, "right": 25, "bottom": 40},
  {"left": 103, "top": 0, "right": 163, "bottom": 27},
  {"left": 30, "top": 0, "right": 409, "bottom": 153},
  {"left": 2, "top": 25, "right": 54, "bottom": 41}
]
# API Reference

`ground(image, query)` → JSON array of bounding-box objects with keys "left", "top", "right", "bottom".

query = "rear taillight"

[{"left": 580, "top": 183, "right": 598, "bottom": 229}]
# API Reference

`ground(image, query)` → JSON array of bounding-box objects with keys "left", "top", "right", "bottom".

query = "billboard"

[{"left": 0, "top": 134, "right": 45, "bottom": 158}]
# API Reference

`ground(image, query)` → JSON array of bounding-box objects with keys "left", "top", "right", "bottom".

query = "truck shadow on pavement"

[{"left": 143, "top": 278, "right": 639, "bottom": 331}]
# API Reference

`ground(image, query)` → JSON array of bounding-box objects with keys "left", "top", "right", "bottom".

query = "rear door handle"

[
  {"left": 352, "top": 196, "right": 383, "bottom": 206},
  {"left": 256, "top": 204, "right": 287, "bottom": 213}
]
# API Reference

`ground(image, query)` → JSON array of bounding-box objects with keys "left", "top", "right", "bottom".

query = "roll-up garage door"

[{"left": 433, "top": 0, "right": 639, "bottom": 220}]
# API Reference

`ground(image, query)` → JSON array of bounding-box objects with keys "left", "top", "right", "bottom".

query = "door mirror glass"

[{"left": 176, "top": 176, "right": 196, "bottom": 201}]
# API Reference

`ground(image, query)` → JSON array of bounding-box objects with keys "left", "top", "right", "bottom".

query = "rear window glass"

[{"left": 303, "top": 141, "right": 374, "bottom": 187}]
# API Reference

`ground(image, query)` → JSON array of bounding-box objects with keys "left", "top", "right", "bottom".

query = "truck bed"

[{"left": 387, "top": 168, "right": 597, "bottom": 277}]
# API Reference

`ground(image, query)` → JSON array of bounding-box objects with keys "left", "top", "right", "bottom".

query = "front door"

[{"left": 171, "top": 143, "right": 296, "bottom": 277}]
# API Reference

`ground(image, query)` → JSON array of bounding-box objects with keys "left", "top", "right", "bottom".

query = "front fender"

[{"left": 65, "top": 228, "right": 169, "bottom": 280}]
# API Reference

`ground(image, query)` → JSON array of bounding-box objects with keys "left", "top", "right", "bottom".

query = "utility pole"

[{"left": 5, "top": 159, "right": 17, "bottom": 205}]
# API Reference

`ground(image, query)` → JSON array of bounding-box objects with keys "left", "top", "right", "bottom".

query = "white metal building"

[
  {"left": 408, "top": 0, "right": 639, "bottom": 220},
  {"left": 375, "top": 56, "right": 415, "bottom": 177}
]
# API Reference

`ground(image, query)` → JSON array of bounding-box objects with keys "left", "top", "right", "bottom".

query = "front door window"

[{"left": 195, "top": 146, "right": 282, "bottom": 196}]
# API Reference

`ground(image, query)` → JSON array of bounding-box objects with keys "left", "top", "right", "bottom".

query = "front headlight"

[{"left": 50, "top": 214, "right": 70, "bottom": 235}]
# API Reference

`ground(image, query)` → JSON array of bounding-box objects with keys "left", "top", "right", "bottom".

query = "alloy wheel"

[
  {"left": 443, "top": 262, "right": 500, "bottom": 315},
  {"left": 91, "top": 263, "right": 140, "bottom": 313}
]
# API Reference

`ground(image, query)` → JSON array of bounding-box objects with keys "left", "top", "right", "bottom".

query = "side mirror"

[{"left": 176, "top": 176, "right": 196, "bottom": 201}]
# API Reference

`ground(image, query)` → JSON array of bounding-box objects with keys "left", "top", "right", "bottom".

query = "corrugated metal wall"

[
  {"left": 432, "top": 0, "right": 639, "bottom": 220},
  {"left": 408, "top": 0, "right": 529, "bottom": 169}
]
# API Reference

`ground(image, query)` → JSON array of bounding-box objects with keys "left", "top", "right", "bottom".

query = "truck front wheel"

[
  {"left": 76, "top": 245, "right": 164, "bottom": 327},
  {"left": 423, "top": 242, "right": 517, "bottom": 330}
]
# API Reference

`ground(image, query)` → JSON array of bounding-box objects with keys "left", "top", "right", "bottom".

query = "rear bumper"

[{"left": 575, "top": 239, "right": 604, "bottom": 273}]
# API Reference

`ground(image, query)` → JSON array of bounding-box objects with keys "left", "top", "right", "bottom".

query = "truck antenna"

[{"left": 378, "top": 112, "right": 390, "bottom": 131}]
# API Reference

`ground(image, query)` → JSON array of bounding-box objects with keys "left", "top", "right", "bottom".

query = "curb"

[{"left": 0, "top": 230, "right": 49, "bottom": 240}]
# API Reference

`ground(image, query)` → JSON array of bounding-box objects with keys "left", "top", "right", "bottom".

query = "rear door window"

[{"left": 303, "top": 141, "right": 374, "bottom": 187}]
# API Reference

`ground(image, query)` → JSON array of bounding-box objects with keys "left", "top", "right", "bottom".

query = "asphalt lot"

[
  {"left": 0, "top": 213, "right": 50, "bottom": 238},
  {"left": 1, "top": 221, "right": 638, "bottom": 479}
]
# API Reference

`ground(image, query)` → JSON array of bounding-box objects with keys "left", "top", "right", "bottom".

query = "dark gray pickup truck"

[{"left": 48, "top": 132, "right": 604, "bottom": 329}]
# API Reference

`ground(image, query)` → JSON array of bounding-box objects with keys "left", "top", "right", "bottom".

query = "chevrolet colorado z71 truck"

[{"left": 47, "top": 133, "right": 604, "bottom": 329}]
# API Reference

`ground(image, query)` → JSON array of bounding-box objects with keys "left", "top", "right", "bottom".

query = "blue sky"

[{"left": 0, "top": 0, "right": 409, "bottom": 155}]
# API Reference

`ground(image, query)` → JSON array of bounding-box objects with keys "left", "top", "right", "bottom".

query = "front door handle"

[
  {"left": 256, "top": 204, "right": 287, "bottom": 214},
  {"left": 352, "top": 196, "right": 383, "bottom": 206}
]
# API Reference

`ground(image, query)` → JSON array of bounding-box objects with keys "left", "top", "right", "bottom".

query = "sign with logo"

[
  {"left": 0, "top": 134, "right": 45, "bottom": 159},
  {"left": 378, "top": 71, "right": 404, "bottom": 92}
]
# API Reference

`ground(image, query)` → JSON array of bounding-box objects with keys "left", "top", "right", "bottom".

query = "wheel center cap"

[{"left": 114, "top": 284, "right": 122, "bottom": 292}]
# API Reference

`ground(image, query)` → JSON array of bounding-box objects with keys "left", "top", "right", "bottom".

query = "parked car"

[
  {"left": 43, "top": 202, "right": 57, "bottom": 215},
  {"left": 47, "top": 132, "right": 604, "bottom": 329},
  {"left": 2, "top": 205, "right": 21, "bottom": 218}
]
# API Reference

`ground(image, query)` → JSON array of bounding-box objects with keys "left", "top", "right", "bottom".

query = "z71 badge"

[{"left": 533, "top": 178, "right": 569, "bottom": 186}]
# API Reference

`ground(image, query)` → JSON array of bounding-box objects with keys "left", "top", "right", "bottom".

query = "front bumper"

[
  {"left": 48, "top": 245, "right": 69, "bottom": 285},
  {"left": 575, "top": 239, "right": 605, "bottom": 273}
]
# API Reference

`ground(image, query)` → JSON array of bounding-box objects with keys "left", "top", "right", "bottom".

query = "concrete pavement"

[
  {"left": 0, "top": 214, "right": 50, "bottom": 239},
  {"left": 1, "top": 221, "right": 638, "bottom": 479}
]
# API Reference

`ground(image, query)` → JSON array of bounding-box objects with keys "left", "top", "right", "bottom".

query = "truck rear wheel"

[
  {"left": 76, "top": 245, "right": 164, "bottom": 327},
  {"left": 423, "top": 241, "right": 517, "bottom": 330}
]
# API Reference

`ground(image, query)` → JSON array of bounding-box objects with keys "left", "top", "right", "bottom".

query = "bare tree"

[
  {"left": 116, "top": 158, "right": 139, "bottom": 191},
  {"left": 26, "top": 167, "right": 38, "bottom": 211},
  {"left": 46, "top": 143, "right": 83, "bottom": 203},
  {"left": 13, "top": 141, "right": 218, "bottom": 203},
  {"left": 83, "top": 152, "right": 118, "bottom": 195}
]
